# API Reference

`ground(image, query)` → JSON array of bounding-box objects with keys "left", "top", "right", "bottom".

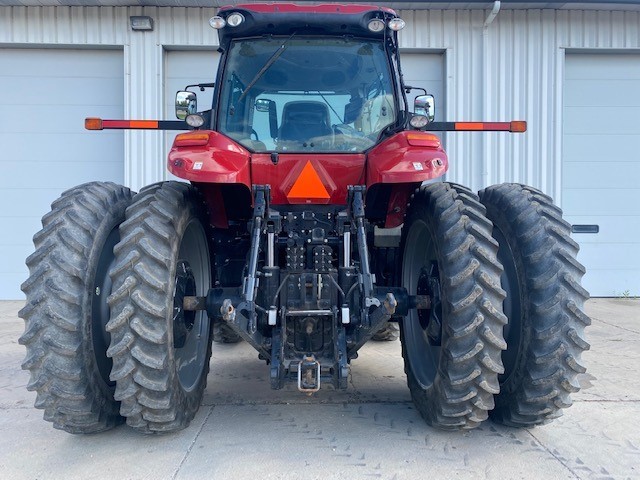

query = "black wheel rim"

[
  {"left": 492, "top": 226, "right": 522, "bottom": 384},
  {"left": 402, "top": 220, "right": 442, "bottom": 390},
  {"left": 173, "top": 261, "right": 197, "bottom": 349},
  {"left": 174, "top": 218, "right": 211, "bottom": 392},
  {"left": 91, "top": 227, "right": 119, "bottom": 389}
]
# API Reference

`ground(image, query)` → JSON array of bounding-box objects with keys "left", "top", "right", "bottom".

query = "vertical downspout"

[
  {"left": 482, "top": 1, "right": 501, "bottom": 187},
  {"left": 484, "top": 1, "right": 501, "bottom": 30}
]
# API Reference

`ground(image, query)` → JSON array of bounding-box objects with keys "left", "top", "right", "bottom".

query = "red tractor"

[{"left": 19, "top": 3, "right": 590, "bottom": 434}]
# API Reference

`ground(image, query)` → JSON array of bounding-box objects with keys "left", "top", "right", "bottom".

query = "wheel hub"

[
  {"left": 417, "top": 262, "right": 442, "bottom": 346},
  {"left": 173, "top": 260, "right": 197, "bottom": 349},
  {"left": 91, "top": 227, "right": 121, "bottom": 389}
]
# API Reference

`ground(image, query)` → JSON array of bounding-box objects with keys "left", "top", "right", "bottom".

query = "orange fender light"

[
  {"left": 174, "top": 132, "right": 211, "bottom": 147},
  {"left": 406, "top": 132, "right": 441, "bottom": 148}
]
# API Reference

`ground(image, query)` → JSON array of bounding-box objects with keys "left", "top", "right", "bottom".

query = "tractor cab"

[
  {"left": 181, "top": 4, "right": 413, "bottom": 154},
  {"left": 216, "top": 34, "right": 397, "bottom": 153},
  {"left": 169, "top": 4, "right": 448, "bottom": 209}
]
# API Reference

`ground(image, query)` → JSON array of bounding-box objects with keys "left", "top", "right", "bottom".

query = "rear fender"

[
  {"left": 366, "top": 131, "right": 448, "bottom": 185},
  {"left": 168, "top": 130, "right": 252, "bottom": 190},
  {"left": 366, "top": 131, "right": 448, "bottom": 228}
]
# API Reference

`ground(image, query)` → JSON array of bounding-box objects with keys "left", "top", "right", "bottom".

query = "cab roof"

[{"left": 215, "top": 3, "right": 400, "bottom": 47}]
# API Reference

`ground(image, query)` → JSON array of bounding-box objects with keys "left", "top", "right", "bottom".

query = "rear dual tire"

[
  {"left": 400, "top": 183, "right": 507, "bottom": 430},
  {"left": 107, "top": 182, "right": 213, "bottom": 433},
  {"left": 19, "top": 182, "right": 132, "bottom": 433},
  {"left": 479, "top": 183, "right": 590, "bottom": 427}
]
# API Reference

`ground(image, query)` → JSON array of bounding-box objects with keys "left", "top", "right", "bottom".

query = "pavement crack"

[
  {"left": 171, "top": 405, "right": 214, "bottom": 480},
  {"left": 574, "top": 399, "right": 640, "bottom": 403},
  {"left": 201, "top": 400, "right": 412, "bottom": 407},
  {"left": 526, "top": 429, "right": 581, "bottom": 479},
  {"left": 590, "top": 316, "right": 640, "bottom": 335}
]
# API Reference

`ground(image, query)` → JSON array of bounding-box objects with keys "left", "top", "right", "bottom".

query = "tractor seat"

[{"left": 278, "top": 101, "right": 333, "bottom": 144}]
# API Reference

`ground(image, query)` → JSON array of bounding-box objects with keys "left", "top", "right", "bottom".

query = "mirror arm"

[
  {"left": 185, "top": 83, "right": 215, "bottom": 92},
  {"left": 404, "top": 85, "right": 427, "bottom": 95}
]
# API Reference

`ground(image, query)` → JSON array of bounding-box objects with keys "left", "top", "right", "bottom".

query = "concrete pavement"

[{"left": 0, "top": 298, "right": 638, "bottom": 479}]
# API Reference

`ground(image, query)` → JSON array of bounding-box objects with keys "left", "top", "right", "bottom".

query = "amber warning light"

[
  {"left": 510, "top": 121, "right": 527, "bottom": 133},
  {"left": 85, "top": 118, "right": 103, "bottom": 130}
]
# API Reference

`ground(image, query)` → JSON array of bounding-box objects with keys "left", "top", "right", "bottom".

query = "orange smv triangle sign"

[{"left": 287, "top": 161, "right": 330, "bottom": 202}]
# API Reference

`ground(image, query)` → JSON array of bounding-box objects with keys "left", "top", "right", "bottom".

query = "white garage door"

[
  {"left": 400, "top": 51, "right": 445, "bottom": 123},
  {"left": 0, "top": 49, "right": 124, "bottom": 299},
  {"left": 563, "top": 53, "right": 640, "bottom": 297},
  {"left": 164, "top": 50, "right": 220, "bottom": 171}
]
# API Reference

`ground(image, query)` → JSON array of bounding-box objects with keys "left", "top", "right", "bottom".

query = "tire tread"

[
  {"left": 400, "top": 182, "right": 507, "bottom": 430},
  {"left": 107, "top": 182, "right": 212, "bottom": 433},
  {"left": 479, "top": 183, "right": 590, "bottom": 427},
  {"left": 18, "top": 182, "right": 132, "bottom": 433}
]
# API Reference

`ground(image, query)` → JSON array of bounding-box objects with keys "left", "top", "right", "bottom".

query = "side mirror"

[
  {"left": 255, "top": 99, "right": 271, "bottom": 112},
  {"left": 255, "top": 99, "right": 278, "bottom": 139},
  {"left": 176, "top": 91, "right": 197, "bottom": 120},
  {"left": 344, "top": 97, "right": 364, "bottom": 125},
  {"left": 414, "top": 94, "right": 435, "bottom": 122}
]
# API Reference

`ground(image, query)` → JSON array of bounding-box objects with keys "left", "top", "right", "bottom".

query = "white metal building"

[{"left": 1, "top": 1, "right": 639, "bottom": 299}]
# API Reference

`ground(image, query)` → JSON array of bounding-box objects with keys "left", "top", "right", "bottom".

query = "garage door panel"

[
  {"left": 0, "top": 216, "right": 41, "bottom": 237},
  {"left": 0, "top": 233, "right": 48, "bottom": 300},
  {"left": 0, "top": 161, "right": 124, "bottom": 189},
  {"left": 0, "top": 133, "right": 123, "bottom": 164},
  {"left": 563, "top": 134, "right": 639, "bottom": 162},
  {"left": 580, "top": 269, "right": 639, "bottom": 297},
  {"left": 563, "top": 53, "right": 640, "bottom": 297},
  {"left": 0, "top": 105, "right": 123, "bottom": 134},
  {"left": 577, "top": 243, "right": 640, "bottom": 270},
  {"left": 400, "top": 52, "right": 445, "bottom": 122},
  {"left": 2, "top": 49, "right": 123, "bottom": 78},
  {"left": 564, "top": 107, "right": 640, "bottom": 135},
  {"left": 164, "top": 51, "right": 219, "bottom": 116},
  {"left": 1, "top": 245, "right": 34, "bottom": 273},
  {"left": 564, "top": 79, "right": 640, "bottom": 107},
  {"left": 565, "top": 54, "right": 640, "bottom": 79},
  {"left": 164, "top": 51, "right": 219, "bottom": 179},
  {"left": 166, "top": 50, "right": 220, "bottom": 77},
  {"left": 567, "top": 215, "right": 640, "bottom": 244},
  {"left": 0, "top": 77, "right": 123, "bottom": 107},
  {"left": 563, "top": 189, "right": 639, "bottom": 216},
  {"left": 0, "top": 188, "right": 73, "bottom": 218},
  {"left": 0, "top": 274, "right": 27, "bottom": 300},
  {"left": 563, "top": 162, "right": 640, "bottom": 189},
  {"left": 0, "top": 48, "right": 124, "bottom": 299},
  {"left": 0, "top": 219, "right": 41, "bottom": 293},
  {"left": 401, "top": 53, "right": 445, "bottom": 82}
]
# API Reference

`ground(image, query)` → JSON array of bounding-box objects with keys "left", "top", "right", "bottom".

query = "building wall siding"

[{"left": 1, "top": 5, "right": 639, "bottom": 198}]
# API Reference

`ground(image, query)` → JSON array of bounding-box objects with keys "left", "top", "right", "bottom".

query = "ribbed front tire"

[
  {"left": 400, "top": 182, "right": 507, "bottom": 430},
  {"left": 19, "top": 182, "right": 132, "bottom": 433},
  {"left": 107, "top": 182, "right": 213, "bottom": 433},
  {"left": 479, "top": 183, "right": 590, "bottom": 427}
]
